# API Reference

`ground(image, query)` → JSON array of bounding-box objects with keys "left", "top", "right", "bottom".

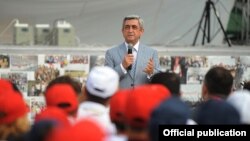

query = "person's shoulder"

[
  {"left": 107, "top": 43, "right": 124, "bottom": 52},
  {"left": 141, "top": 44, "right": 157, "bottom": 52}
]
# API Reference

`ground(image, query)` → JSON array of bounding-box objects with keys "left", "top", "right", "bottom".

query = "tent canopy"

[{"left": 0, "top": 0, "right": 235, "bottom": 46}]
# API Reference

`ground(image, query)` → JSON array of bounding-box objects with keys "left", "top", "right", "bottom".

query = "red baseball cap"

[
  {"left": 125, "top": 84, "right": 171, "bottom": 128},
  {"left": 0, "top": 90, "right": 29, "bottom": 124},
  {"left": 47, "top": 119, "right": 106, "bottom": 141},
  {"left": 35, "top": 106, "right": 70, "bottom": 127},
  {"left": 45, "top": 84, "right": 78, "bottom": 114},
  {"left": 0, "top": 79, "right": 14, "bottom": 95},
  {"left": 109, "top": 88, "right": 130, "bottom": 123}
]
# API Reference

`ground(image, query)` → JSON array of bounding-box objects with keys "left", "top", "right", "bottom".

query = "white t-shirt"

[{"left": 76, "top": 101, "right": 117, "bottom": 135}]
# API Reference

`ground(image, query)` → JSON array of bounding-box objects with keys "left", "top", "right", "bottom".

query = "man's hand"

[
  {"left": 143, "top": 58, "right": 154, "bottom": 75},
  {"left": 122, "top": 54, "right": 134, "bottom": 69}
]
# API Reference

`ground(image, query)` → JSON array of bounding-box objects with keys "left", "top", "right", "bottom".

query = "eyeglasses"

[{"left": 124, "top": 25, "right": 139, "bottom": 30}]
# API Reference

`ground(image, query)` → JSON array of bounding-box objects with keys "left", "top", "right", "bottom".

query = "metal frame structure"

[{"left": 193, "top": 0, "right": 231, "bottom": 47}]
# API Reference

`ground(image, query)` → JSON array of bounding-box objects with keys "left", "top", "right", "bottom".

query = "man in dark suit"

[{"left": 105, "top": 15, "right": 160, "bottom": 88}]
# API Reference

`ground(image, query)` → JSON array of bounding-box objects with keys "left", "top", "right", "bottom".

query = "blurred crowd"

[{"left": 0, "top": 66, "right": 249, "bottom": 141}]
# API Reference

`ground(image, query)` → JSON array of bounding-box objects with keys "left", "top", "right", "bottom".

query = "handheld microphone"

[{"left": 127, "top": 44, "right": 133, "bottom": 70}]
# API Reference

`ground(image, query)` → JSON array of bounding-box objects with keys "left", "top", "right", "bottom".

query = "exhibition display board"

[{"left": 1, "top": 46, "right": 250, "bottom": 122}]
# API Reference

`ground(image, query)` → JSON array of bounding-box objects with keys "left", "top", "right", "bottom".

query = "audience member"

[
  {"left": 0, "top": 91, "right": 30, "bottom": 140},
  {"left": 44, "top": 84, "right": 79, "bottom": 122},
  {"left": 45, "top": 75, "right": 83, "bottom": 103},
  {"left": 125, "top": 84, "right": 171, "bottom": 141},
  {"left": 25, "top": 120, "right": 59, "bottom": 141},
  {"left": 109, "top": 88, "right": 130, "bottom": 141},
  {"left": 0, "top": 78, "right": 22, "bottom": 95},
  {"left": 77, "top": 66, "right": 119, "bottom": 135},
  {"left": 227, "top": 90, "right": 250, "bottom": 124},
  {"left": 34, "top": 107, "right": 70, "bottom": 127},
  {"left": 150, "top": 70, "right": 181, "bottom": 96},
  {"left": 193, "top": 99, "right": 240, "bottom": 124},
  {"left": 201, "top": 66, "right": 233, "bottom": 101},
  {"left": 149, "top": 97, "right": 196, "bottom": 141},
  {"left": 46, "top": 119, "right": 106, "bottom": 141}
]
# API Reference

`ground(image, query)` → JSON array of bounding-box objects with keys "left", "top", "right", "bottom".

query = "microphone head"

[
  {"left": 128, "top": 43, "right": 133, "bottom": 48},
  {"left": 128, "top": 43, "right": 133, "bottom": 54}
]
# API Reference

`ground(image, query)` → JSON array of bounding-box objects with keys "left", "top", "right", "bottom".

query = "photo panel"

[
  {"left": 0, "top": 54, "right": 10, "bottom": 69},
  {"left": 1, "top": 72, "right": 28, "bottom": 95},
  {"left": 10, "top": 55, "right": 38, "bottom": 71},
  {"left": 90, "top": 55, "right": 105, "bottom": 70}
]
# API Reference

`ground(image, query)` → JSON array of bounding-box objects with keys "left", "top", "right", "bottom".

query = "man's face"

[{"left": 122, "top": 19, "right": 144, "bottom": 45}]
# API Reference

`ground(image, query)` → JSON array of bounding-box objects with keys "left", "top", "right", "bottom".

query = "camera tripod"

[{"left": 192, "top": 0, "right": 231, "bottom": 47}]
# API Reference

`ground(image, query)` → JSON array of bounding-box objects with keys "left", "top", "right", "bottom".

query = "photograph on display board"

[
  {"left": 64, "top": 70, "right": 88, "bottom": 85},
  {"left": 28, "top": 80, "right": 43, "bottom": 96},
  {"left": 159, "top": 55, "right": 171, "bottom": 72},
  {"left": 65, "top": 55, "right": 90, "bottom": 71},
  {"left": 30, "top": 97, "right": 46, "bottom": 122},
  {"left": 10, "top": 55, "right": 38, "bottom": 71},
  {"left": 239, "top": 56, "right": 250, "bottom": 67},
  {"left": 186, "top": 56, "right": 208, "bottom": 68},
  {"left": 242, "top": 68, "right": 250, "bottom": 82},
  {"left": 90, "top": 55, "right": 105, "bottom": 70},
  {"left": 187, "top": 67, "right": 209, "bottom": 84},
  {"left": 170, "top": 56, "right": 188, "bottom": 84},
  {"left": 233, "top": 56, "right": 250, "bottom": 88},
  {"left": 70, "top": 55, "right": 88, "bottom": 64},
  {"left": 181, "top": 84, "right": 202, "bottom": 103},
  {"left": 207, "top": 56, "right": 236, "bottom": 68},
  {"left": 0, "top": 54, "right": 10, "bottom": 68},
  {"left": 45, "top": 55, "right": 68, "bottom": 68},
  {"left": 34, "top": 64, "right": 60, "bottom": 96},
  {"left": 1, "top": 72, "right": 28, "bottom": 93},
  {"left": 179, "top": 56, "right": 208, "bottom": 104},
  {"left": 185, "top": 56, "right": 209, "bottom": 85}
]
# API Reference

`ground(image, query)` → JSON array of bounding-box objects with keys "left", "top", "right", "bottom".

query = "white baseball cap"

[{"left": 86, "top": 66, "right": 119, "bottom": 98}]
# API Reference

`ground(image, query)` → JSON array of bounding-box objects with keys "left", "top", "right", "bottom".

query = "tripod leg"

[
  {"left": 210, "top": 2, "right": 231, "bottom": 47},
  {"left": 202, "top": 3, "right": 210, "bottom": 45},
  {"left": 207, "top": 1, "right": 211, "bottom": 43},
  {"left": 192, "top": 5, "right": 207, "bottom": 46},
  {"left": 202, "top": 13, "right": 208, "bottom": 45}
]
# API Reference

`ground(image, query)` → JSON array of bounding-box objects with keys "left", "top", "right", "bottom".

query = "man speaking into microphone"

[{"left": 105, "top": 15, "right": 161, "bottom": 88}]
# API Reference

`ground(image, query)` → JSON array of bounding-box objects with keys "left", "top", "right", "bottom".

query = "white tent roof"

[{"left": 0, "top": 0, "right": 235, "bottom": 46}]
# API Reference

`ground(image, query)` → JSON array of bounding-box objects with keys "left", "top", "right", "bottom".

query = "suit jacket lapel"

[
  {"left": 134, "top": 44, "right": 145, "bottom": 79},
  {"left": 118, "top": 43, "right": 127, "bottom": 62}
]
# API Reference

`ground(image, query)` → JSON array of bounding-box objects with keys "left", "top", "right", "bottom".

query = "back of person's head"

[
  {"left": 125, "top": 84, "right": 171, "bottom": 141},
  {"left": 45, "top": 75, "right": 82, "bottom": 96},
  {"left": 25, "top": 120, "right": 59, "bottom": 141},
  {"left": 35, "top": 107, "right": 70, "bottom": 127},
  {"left": 193, "top": 99, "right": 241, "bottom": 124},
  {"left": 109, "top": 88, "right": 130, "bottom": 134},
  {"left": 227, "top": 90, "right": 250, "bottom": 124},
  {"left": 0, "top": 78, "right": 22, "bottom": 95},
  {"left": 46, "top": 119, "right": 106, "bottom": 141},
  {"left": 0, "top": 91, "right": 30, "bottom": 140},
  {"left": 150, "top": 71, "right": 181, "bottom": 96},
  {"left": 202, "top": 66, "right": 233, "bottom": 100},
  {"left": 149, "top": 97, "right": 195, "bottom": 141},
  {"left": 84, "top": 66, "right": 119, "bottom": 103},
  {"left": 44, "top": 84, "right": 79, "bottom": 116}
]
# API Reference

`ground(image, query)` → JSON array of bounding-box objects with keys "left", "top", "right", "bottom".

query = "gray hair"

[{"left": 123, "top": 15, "right": 144, "bottom": 29}]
